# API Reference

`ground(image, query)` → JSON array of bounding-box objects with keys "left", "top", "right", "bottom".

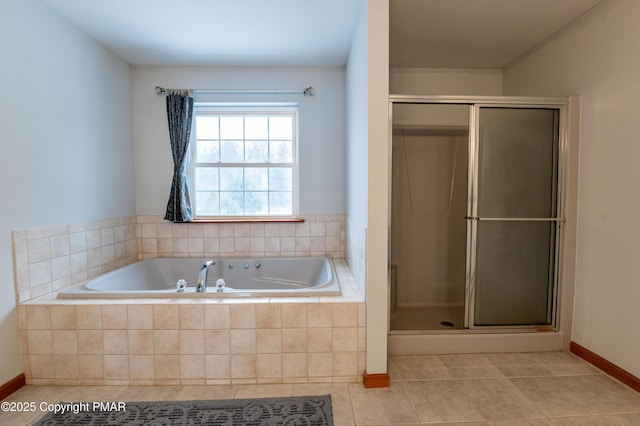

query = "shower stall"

[{"left": 389, "top": 96, "right": 567, "bottom": 340}]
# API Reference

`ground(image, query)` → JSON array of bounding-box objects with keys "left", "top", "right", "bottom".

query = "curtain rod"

[{"left": 155, "top": 86, "right": 315, "bottom": 97}]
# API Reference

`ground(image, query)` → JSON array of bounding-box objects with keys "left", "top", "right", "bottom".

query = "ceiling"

[
  {"left": 389, "top": 0, "right": 605, "bottom": 69},
  {"left": 39, "top": 0, "right": 363, "bottom": 66},
  {"left": 40, "top": 0, "right": 605, "bottom": 69}
]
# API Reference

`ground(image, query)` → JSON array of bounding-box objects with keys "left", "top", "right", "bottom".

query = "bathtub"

[{"left": 58, "top": 256, "right": 341, "bottom": 299}]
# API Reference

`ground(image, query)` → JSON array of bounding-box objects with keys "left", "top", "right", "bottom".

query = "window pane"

[
  {"left": 220, "top": 192, "right": 244, "bottom": 215},
  {"left": 196, "top": 140, "right": 219, "bottom": 163},
  {"left": 191, "top": 108, "right": 297, "bottom": 218},
  {"left": 195, "top": 168, "right": 218, "bottom": 190},
  {"left": 220, "top": 168, "right": 244, "bottom": 191},
  {"left": 220, "top": 116, "right": 244, "bottom": 139},
  {"left": 269, "top": 192, "right": 292, "bottom": 215},
  {"left": 269, "top": 168, "right": 292, "bottom": 191},
  {"left": 246, "top": 192, "right": 268, "bottom": 215},
  {"left": 196, "top": 116, "right": 219, "bottom": 139},
  {"left": 245, "top": 140, "right": 268, "bottom": 163},
  {"left": 220, "top": 140, "right": 244, "bottom": 162},
  {"left": 245, "top": 116, "right": 268, "bottom": 139},
  {"left": 269, "top": 116, "right": 292, "bottom": 140},
  {"left": 244, "top": 168, "right": 268, "bottom": 191},
  {"left": 196, "top": 192, "right": 219, "bottom": 215},
  {"left": 270, "top": 140, "right": 293, "bottom": 163}
]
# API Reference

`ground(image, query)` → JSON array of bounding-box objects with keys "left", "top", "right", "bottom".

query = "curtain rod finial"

[
  {"left": 155, "top": 86, "right": 166, "bottom": 96},
  {"left": 303, "top": 86, "right": 315, "bottom": 97}
]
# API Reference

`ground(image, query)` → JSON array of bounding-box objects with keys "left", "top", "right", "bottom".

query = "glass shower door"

[
  {"left": 468, "top": 107, "right": 561, "bottom": 327},
  {"left": 390, "top": 103, "right": 470, "bottom": 331}
]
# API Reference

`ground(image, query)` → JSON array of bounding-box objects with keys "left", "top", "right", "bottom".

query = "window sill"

[{"left": 190, "top": 217, "right": 305, "bottom": 224}]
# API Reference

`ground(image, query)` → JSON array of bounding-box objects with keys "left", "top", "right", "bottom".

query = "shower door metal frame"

[{"left": 388, "top": 95, "right": 568, "bottom": 333}]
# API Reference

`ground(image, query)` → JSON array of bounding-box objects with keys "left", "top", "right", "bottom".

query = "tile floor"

[{"left": 2, "top": 351, "right": 640, "bottom": 425}]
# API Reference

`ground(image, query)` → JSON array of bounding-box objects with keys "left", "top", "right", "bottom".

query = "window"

[{"left": 189, "top": 105, "right": 298, "bottom": 219}]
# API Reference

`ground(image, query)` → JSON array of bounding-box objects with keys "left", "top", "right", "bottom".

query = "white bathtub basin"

[{"left": 58, "top": 256, "right": 341, "bottom": 299}]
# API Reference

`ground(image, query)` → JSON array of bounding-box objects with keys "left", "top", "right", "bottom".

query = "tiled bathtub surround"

[
  {"left": 346, "top": 217, "right": 366, "bottom": 295},
  {"left": 12, "top": 217, "right": 138, "bottom": 303},
  {"left": 14, "top": 215, "right": 361, "bottom": 385},
  {"left": 18, "top": 261, "right": 365, "bottom": 386},
  {"left": 136, "top": 215, "right": 346, "bottom": 260},
  {"left": 13, "top": 214, "right": 346, "bottom": 303}
]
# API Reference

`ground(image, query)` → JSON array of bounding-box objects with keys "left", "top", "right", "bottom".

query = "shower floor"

[{"left": 391, "top": 305, "right": 465, "bottom": 331}]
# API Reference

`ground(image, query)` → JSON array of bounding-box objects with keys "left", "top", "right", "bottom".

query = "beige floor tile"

[
  {"left": 174, "top": 385, "right": 237, "bottom": 401},
  {"left": 1, "top": 351, "right": 637, "bottom": 426},
  {"left": 611, "top": 412, "right": 640, "bottom": 425},
  {"left": 428, "top": 423, "right": 489, "bottom": 426},
  {"left": 403, "top": 380, "right": 484, "bottom": 423},
  {"left": 438, "top": 354, "right": 505, "bottom": 379},
  {"left": 510, "top": 376, "right": 601, "bottom": 417},
  {"left": 461, "top": 378, "right": 543, "bottom": 421},
  {"left": 117, "top": 386, "right": 180, "bottom": 402},
  {"left": 390, "top": 354, "right": 445, "bottom": 369},
  {"left": 0, "top": 409, "right": 43, "bottom": 426},
  {"left": 484, "top": 353, "right": 554, "bottom": 377},
  {"left": 437, "top": 354, "right": 494, "bottom": 367},
  {"left": 2, "top": 385, "right": 73, "bottom": 403},
  {"left": 389, "top": 354, "right": 453, "bottom": 380},
  {"left": 234, "top": 383, "right": 293, "bottom": 399},
  {"left": 349, "top": 382, "right": 419, "bottom": 425},
  {"left": 355, "top": 424, "right": 424, "bottom": 426},
  {"left": 558, "top": 374, "right": 640, "bottom": 413},
  {"left": 56, "top": 385, "right": 127, "bottom": 402},
  {"left": 549, "top": 415, "right": 621, "bottom": 425},
  {"left": 447, "top": 365, "right": 506, "bottom": 379},
  {"left": 531, "top": 352, "right": 599, "bottom": 376},
  {"left": 352, "top": 424, "right": 421, "bottom": 426}
]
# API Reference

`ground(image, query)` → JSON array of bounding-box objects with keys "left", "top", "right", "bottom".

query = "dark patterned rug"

[{"left": 34, "top": 394, "right": 333, "bottom": 425}]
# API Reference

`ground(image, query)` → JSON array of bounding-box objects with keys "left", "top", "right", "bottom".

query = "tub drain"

[{"left": 440, "top": 321, "right": 455, "bottom": 328}]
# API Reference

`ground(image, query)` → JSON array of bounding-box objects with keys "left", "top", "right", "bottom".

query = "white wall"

[
  {"left": 132, "top": 66, "right": 345, "bottom": 216},
  {"left": 366, "top": 0, "right": 390, "bottom": 376},
  {"left": 503, "top": 0, "right": 640, "bottom": 377},
  {"left": 346, "top": 1, "right": 370, "bottom": 228},
  {"left": 346, "top": 0, "right": 390, "bottom": 377},
  {"left": 0, "top": 0, "right": 134, "bottom": 384},
  {"left": 345, "top": 0, "right": 369, "bottom": 297},
  {"left": 390, "top": 68, "right": 502, "bottom": 96}
]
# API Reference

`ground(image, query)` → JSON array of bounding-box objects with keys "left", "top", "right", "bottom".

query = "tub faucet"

[{"left": 196, "top": 260, "right": 215, "bottom": 292}]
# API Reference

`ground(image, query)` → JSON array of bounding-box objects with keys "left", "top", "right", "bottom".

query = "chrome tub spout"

[{"left": 196, "top": 260, "right": 215, "bottom": 292}]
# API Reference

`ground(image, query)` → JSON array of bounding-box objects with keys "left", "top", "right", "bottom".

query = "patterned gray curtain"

[{"left": 164, "top": 89, "right": 194, "bottom": 222}]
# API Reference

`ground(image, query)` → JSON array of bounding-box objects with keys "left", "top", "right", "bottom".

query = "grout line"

[
  {"left": 347, "top": 382, "right": 358, "bottom": 426},
  {"left": 398, "top": 380, "right": 422, "bottom": 425}
]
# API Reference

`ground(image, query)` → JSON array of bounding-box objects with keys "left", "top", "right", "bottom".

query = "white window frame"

[{"left": 188, "top": 103, "right": 299, "bottom": 220}]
